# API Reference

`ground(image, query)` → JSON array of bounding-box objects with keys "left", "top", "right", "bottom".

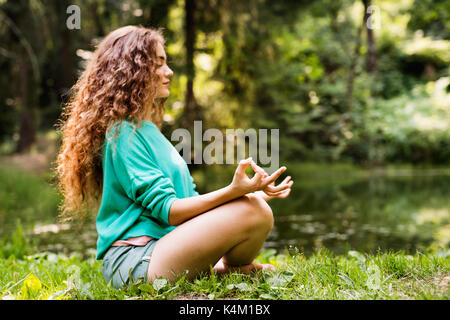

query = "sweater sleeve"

[{"left": 109, "top": 127, "right": 177, "bottom": 225}]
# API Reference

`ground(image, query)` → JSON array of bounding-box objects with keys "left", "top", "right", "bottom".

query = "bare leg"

[{"left": 146, "top": 194, "right": 274, "bottom": 282}]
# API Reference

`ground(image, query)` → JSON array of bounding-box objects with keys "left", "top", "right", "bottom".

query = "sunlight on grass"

[{"left": 1, "top": 238, "right": 448, "bottom": 300}]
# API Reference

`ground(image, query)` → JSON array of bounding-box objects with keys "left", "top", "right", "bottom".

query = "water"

[
  {"left": 266, "top": 169, "right": 450, "bottom": 255},
  {"left": 31, "top": 168, "right": 450, "bottom": 257}
]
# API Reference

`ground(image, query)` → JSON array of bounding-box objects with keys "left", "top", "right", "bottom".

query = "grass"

[
  {"left": 0, "top": 224, "right": 448, "bottom": 300},
  {"left": 0, "top": 163, "right": 61, "bottom": 236},
  {"left": 0, "top": 162, "right": 448, "bottom": 300}
]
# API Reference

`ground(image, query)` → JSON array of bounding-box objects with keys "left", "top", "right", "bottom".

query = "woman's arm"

[
  {"left": 168, "top": 184, "right": 241, "bottom": 226},
  {"left": 168, "top": 157, "right": 287, "bottom": 226}
]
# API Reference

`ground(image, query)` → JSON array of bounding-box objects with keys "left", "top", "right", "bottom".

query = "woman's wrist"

[{"left": 225, "top": 184, "right": 246, "bottom": 200}]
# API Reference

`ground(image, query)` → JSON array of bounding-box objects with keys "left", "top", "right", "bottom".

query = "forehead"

[{"left": 155, "top": 42, "right": 166, "bottom": 59}]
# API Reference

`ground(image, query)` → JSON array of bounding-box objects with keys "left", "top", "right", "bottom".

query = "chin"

[{"left": 157, "top": 90, "right": 170, "bottom": 99}]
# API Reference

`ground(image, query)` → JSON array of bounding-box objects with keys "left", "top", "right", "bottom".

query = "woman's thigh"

[{"left": 146, "top": 194, "right": 273, "bottom": 282}]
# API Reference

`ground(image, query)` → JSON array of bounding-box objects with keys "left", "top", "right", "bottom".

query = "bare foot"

[{"left": 213, "top": 258, "right": 275, "bottom": 275}]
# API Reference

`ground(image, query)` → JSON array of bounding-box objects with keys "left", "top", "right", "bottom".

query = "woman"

[{"left": 56, "top": 25, "right": 293, "bottom": 288}]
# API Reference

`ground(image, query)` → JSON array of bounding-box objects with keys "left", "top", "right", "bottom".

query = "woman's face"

[{"left": 154, "top": 42, "right": 173, "bottom": 98}]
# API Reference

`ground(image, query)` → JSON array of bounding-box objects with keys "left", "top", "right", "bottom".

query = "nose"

[{"left": 165, "top": 66, "right": 173, "bottom": 78}]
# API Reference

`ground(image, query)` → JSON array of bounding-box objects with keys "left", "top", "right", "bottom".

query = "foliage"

[
  {"left": 0, "top": 0, "right": 449, "bottom": 164},
  {"left": 407, "top": 0, "right": 450, "bottom": 39},
  {"left": 345, "top": 78, "right": 450, "bottom": 165}
]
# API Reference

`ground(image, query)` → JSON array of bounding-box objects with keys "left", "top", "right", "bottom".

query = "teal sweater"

[{"left": 95, "top": 120, "right": 199, "bottom": 260}]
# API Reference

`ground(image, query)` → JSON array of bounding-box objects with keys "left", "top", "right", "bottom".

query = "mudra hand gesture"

[{"left": 230, "top": 157, "right": 293, "bottom": 201}]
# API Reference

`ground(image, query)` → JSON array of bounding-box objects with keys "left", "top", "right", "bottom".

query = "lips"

[{"left": 163, "top": 81, "right": 170, "bottom": 85}]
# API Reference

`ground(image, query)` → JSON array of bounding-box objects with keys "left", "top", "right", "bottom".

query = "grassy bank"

[{"left": 1, "top": 232, "right": 449, "bottom": 300}]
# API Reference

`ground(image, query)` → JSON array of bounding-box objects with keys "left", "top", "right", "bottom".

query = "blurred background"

[{"left": 0, "top": 0, "right": 449, "bottom": 258}]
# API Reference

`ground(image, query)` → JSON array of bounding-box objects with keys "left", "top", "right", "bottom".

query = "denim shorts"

[{"left": 101, "top": 239, "right": 158, "bottom": 288}]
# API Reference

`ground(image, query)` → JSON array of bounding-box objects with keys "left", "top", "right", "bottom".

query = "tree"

[
  {"left": 180, "top": 0, "right": 200, "bottom": 129},
  {"left": 363, "top": 0, "right": 377, "bottom": 72},
  {"left": 1, "top": 0, "right": 41, "bottom": 152}
]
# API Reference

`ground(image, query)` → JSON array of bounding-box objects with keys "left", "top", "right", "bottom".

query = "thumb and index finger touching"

[
  {"left": 244, "top": 157, "right": 287, "bottom": 186},
  {"left": 237, "top": 157, "right": 263, "bottom": 182},
  {"left": 237, "top": 157, "right": 253, "bottom": 175}
]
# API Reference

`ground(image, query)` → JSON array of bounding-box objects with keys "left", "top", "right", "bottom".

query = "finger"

[
  {"left": 250, "top": 160, "right": 267, "bottom": 175},
  {"left": 276, "top": 188, "right": 291, "bottom": 198},
  {"left": 265, "top": 176, "right": 292, "bottom": 192},
  {"left": 265, "top": 181, "right": 291, "bottom": 193},
  {"left": 250, "top": 170, "right": 263, "bottom": 185},
  {"left": 281, "top": 176, "right": 291, "bottom": 184},
  {"left": 267, "top": 187, "right": 291, "bottom": 198},
  {"left": 264, "top": 190, "right": 284, "bottom": 196},
  {"left": 265, "top": 188, "right": 291, "bottom": 197},
  {"left": 237, "top": 157, "right": 253, "bottom": 175},
  {"left": 263, "top": 166, "right": 287, "bottom": 186},
  {"left": 264, "top": 183, "right": 291, "bottom": 194}
]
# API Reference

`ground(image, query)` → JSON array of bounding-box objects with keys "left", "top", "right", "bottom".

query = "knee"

[{"left": 240, "top": 194, "right": 274, "bottom": 232}]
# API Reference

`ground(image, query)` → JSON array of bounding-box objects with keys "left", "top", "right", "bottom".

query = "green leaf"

[
  {"left": 267, "top": 271, "right": 295, "bottom": 287},
  {"left": 138, "top": 283, "right": 153, "bottom": 294},
  {"left": 21, "top": 274, "right": 42, "bottom": 299},
  {"left": 235, "top": 282, "right": 251, "bottom": 292},
  {"left": 258, "top": 249, "right": 277, "bottom": 263}
]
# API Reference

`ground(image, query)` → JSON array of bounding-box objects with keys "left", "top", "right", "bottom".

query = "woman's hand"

[
  {"left": 229, "top": 157, "right": 288, "bottom": 197},
  {"left": 250, "top": 161, "right": 293, "bottom": 202}
]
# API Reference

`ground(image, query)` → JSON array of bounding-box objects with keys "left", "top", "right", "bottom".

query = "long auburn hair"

[{"left": 56, "top": 25, "right": 167, "bottom": 220}]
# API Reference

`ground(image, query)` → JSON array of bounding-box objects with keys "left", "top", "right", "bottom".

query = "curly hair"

[{"left": 56, "top": 25, "right": 167, "bottom": 220}]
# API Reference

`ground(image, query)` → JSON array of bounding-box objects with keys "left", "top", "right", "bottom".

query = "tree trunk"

[
  {"left": 345, "top": 25, "right": 363, "bottom": 113},
  {"left": 58, "top": 0, "right": 76, "bottom": 99},
  {"left": 17, "top": 110, "right": 36, "bottom": 153},
  {"left": 363, "top": 0, "right": 377, "bottom": 72},
  {"left": 5, "top": 0, "right": 38, "bottom": 153},
  {"left": 182, "top": 0, "right": 198, "bottom": 129},
  {"left": 16, "top": 48, "right": 36, "bottom": 153}
]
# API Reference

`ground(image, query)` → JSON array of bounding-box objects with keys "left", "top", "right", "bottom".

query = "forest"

[
  {"left": 0, "top": 0, "right": 449, "bottom": 301},
  {"left": 0, "top": 0, "right": 448, "bottom": 167}
]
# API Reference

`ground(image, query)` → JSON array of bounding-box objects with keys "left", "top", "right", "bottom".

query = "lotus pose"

[{"left": 56, "top": 25, "right": 293, "bottom": 288}]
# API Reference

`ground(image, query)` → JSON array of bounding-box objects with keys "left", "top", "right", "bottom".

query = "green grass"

[
  {"left": 0, "top": 227, "right": 448, "bottom": 300},
  {"left": 0, "top": 163, "right": 62, "bottom": 237}
]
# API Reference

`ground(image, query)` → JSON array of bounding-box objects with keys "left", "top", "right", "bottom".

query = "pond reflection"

[{"left": 267, "top": 171, "right": 450, "bottom": 255}]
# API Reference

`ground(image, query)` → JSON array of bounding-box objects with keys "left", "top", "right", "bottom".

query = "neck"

[{"left": 141, "top": 98, "right": 164, "bottom": 127}]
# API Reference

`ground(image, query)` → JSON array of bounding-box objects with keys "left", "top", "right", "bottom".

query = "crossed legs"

[{"left": 146, "top": 194, "right": 274, "bottom": 282}]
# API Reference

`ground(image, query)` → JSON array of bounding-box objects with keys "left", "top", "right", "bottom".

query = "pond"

[
  {"left": 266, "top": 168, "right": 450, "bottom": 256},
  {"left": 6, "top": 166, "right": 450, "bottom": 258}
]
